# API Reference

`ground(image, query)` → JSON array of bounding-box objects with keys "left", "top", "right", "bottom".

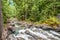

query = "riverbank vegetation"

[{"left": 2, "top": 0, "right": 60, "bottom": 27}]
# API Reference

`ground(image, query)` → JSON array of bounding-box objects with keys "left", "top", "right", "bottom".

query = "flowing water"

[{"left": 6, "top": 21, "right": 60, "bottom": 40}]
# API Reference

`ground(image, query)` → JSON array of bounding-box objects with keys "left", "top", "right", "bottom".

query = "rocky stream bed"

[{"left": 3, "top": 20, "right": 60, "bottom": 40}]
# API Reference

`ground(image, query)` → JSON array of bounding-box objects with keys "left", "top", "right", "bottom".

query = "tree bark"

[{"left": 0, "top": 0, "right": 3, "bottom": 40}]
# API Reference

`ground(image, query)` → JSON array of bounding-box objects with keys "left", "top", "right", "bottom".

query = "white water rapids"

[{"left": 6, "top": 21, "right": 60, "bottom": 40}]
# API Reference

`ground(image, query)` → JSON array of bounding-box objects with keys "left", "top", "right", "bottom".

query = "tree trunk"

[{"left": 0, "top": 0, "right": 3, "bottom": 40}]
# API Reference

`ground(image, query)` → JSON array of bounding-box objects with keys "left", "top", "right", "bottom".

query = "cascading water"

[{"left": 6, "top": 21, "right": 60, "bottom": 40}]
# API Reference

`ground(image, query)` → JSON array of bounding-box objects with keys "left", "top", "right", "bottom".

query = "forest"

[
  {"left": 2, "top": 0, "right": 60, "bottom": 40},
  {"left": 2, "top": 0, "right": 60, "bottom": 21}
]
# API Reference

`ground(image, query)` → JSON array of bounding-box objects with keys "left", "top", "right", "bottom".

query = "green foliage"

[
  {"left": 42, "top": 17, "right": 60, "bottom": 29},
  {"left": 2, "top": 0, "right": 16, "bottom": 23},
  {"left": 2, "top": 0, "right": 60, "bottom": 23}
]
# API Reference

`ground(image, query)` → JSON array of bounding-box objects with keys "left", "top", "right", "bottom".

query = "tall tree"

[{"left": 0, "top": 0, "right": 3, "bottom": 40}]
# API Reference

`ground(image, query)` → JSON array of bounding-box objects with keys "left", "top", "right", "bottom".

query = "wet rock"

[
  {"left": 17, "top": 37, "right": 25, "bottom": 40},
  {"left": 56, "top": 25, "right": 60, "bottom": 32},
  {"left": 25, "top": 29, "right": 50, "bottom": 40},
  {"left": 49, "top": 30, "right": 60, "bottom": 37},
  {"left": 5, "top": 20, "right": 60, "bottom": 40}
]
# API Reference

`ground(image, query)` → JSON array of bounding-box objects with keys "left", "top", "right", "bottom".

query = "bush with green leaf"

[{"left": 2, "top": 0, "right": 60, "bottom": 23}]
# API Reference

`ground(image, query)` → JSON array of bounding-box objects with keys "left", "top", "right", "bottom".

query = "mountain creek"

[{"left": 2, "top": 19, "right": 60, "bottom": 40}]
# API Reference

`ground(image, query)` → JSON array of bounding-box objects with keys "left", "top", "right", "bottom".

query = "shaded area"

[{"left": 0, "top": 0, "right": 3, "bottom": 40}]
